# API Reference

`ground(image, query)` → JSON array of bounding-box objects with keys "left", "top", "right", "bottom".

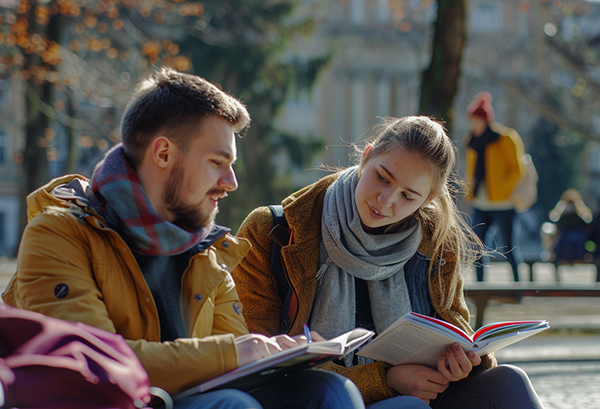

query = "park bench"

[
  {"left": 463, "top": 282, "right": 600, "bottom": 328},
  {"left": 488, "top": 253, "right": 600, "bottom": 282}
]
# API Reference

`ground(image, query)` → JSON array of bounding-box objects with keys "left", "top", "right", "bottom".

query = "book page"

[
  {"left": 358, "top": 321, "right": 472, "bottom": 368},
  {"left": 358, "top": 313, "right": 549, "bottom": 369},
  {"left": 329, "top": 327, "right": 375, "bottom": 354},
  {"left": 474, "top": 321, "right": 547, "bottom": 342},
  {"left": 473, "top": 324, "right": 550, "bottom": 355}
]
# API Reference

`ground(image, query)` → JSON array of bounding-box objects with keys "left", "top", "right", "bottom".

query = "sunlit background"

[{"left": 1, "top": 0, "right": 600, "bottom": 259}]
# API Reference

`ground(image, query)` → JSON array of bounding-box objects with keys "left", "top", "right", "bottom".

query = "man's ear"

[{"left": 150, "top": 136, "right": 174, "bottom": 169}]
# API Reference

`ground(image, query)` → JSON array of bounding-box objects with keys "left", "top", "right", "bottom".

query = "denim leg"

[
  {"left": 430, "top": 365, "right": 544, "bottom": 409},
  {"left": 472, "top": 209, "right": 492, "bottom": 282},
  {"left": 366, "top": 396, "right": 430, "bottom": 408},
  {"left": 495, "top": 209, "right": 522, "bottom": 282},
  {"left": 174, "top": 389, "right": 262, "bottom": 409},
  {"left": 250, "top": 369, "right": 365, "bottom": 409}
]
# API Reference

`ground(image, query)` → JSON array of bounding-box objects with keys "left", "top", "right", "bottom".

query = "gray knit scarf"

[{"left": 309, "top": 167, "right": 423, "bottom": 345}]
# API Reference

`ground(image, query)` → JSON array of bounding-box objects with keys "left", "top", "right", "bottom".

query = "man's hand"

[
  {"left": 234, "top": 330, "right": 327, "bottom": 367},
  {"left": 234, "top": 334, "right": 283, "bottom": 367},
  {"left": 276, "top": 330, "right": 326, "bottom": 347},
  {"left": 386, "top": 364, "right": 450, "bottom": 404},
  {"left": 437, "top": 343, "right": 481, "bottom": 382}
]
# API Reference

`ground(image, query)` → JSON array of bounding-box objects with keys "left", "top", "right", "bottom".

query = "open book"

[
  {"left": 176, "top": 327, "right": 374, "bottom": 399},
  {"left": 358, "top": 312, "right": 549, "bottom": 368}
]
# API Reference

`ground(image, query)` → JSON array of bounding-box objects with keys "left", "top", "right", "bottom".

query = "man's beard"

[{"left": 162, "top": 162, "right": 221, "bottom": 230}]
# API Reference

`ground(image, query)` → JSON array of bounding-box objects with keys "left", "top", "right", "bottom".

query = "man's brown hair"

[{"left": 120, "top": 67, "right": 250, "bottom": 168}]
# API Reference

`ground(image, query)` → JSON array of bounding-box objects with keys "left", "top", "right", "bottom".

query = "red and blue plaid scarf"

[{"left": 90, "top": 144, "right": 211, "bottom": 255}]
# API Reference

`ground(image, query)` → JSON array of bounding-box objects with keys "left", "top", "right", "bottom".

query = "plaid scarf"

[{"left": 90, "top": 144, "right": 211, "bottom": 256}]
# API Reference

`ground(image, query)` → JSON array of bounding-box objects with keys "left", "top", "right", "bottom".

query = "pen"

[{"left": 303, "top": 323, "right": 313, "bottom": 344}]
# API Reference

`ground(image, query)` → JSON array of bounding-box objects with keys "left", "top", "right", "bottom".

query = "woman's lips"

[{"left": 368, "top": 204, "right": 386, "bottom": 220}]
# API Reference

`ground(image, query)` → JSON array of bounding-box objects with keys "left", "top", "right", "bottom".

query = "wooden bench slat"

[{"left": 463, "top": 283, "right": 600, "bottom": 328}]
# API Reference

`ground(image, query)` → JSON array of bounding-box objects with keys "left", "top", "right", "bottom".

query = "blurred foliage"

[
  {"left": 179, "top": 0, "right": 328, "bottom": 230},
  {"left": 530, "top": 117, "right": 586, "bottom": 218},
  {"left": 273, "top": 131, "right": 325, "bottom": 169},
  {"left": 526, "top": 1, "right": 600, "bottom": 214},
  {"left": 1, "top": 0, "right": 208, "bottom": 235},
  {"left": 0, "top": 0, "right": 328, "bottom": 236},
  {"left": 523, "top": 1, "right": 600, "bottom": 143}
]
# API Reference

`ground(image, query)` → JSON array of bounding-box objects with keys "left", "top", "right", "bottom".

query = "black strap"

[{"left": 267, "top": 205, "right": 294, "bottom": 333}]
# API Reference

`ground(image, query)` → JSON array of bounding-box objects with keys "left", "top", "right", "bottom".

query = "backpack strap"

[{"left": 267, "top": 205, "right": 297, "bottom": 334}]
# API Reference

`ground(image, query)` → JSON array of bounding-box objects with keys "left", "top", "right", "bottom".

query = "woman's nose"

[{"left": 377, "top": 189, "right": 393, "bottom": 207}]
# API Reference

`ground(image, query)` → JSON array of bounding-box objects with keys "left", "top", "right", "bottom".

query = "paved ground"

[
  {"left": 1, "top": 256, "right": 599, "bottom": 408},
  {"left": 466, "top": 261, "right": 600, "bottom": 409}
]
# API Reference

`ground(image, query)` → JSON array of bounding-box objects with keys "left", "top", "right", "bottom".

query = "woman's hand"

[
  {"left": 437, "top": 343, "right": 481, "bottom": 382},
  {"left": 386, "top": 364, "right": 450, "bottom": 404}
]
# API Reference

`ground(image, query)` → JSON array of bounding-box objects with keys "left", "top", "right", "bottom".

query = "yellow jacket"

[
  {"left": 3, "top": 175, "right": 251, "bottom": 395},
  {"left": 232, "top": 172, "right": 496, "bottom": 404},
  {"left": 465, "top": 124, "right": 525, "bottom": 202}
]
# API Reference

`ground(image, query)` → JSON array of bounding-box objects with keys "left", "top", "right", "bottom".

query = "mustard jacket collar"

[{"left": 27, "top": 174, "right": 232, "bottom": 253}]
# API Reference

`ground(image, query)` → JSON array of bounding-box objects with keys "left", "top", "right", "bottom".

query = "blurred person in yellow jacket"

[
  {"left": 465, "top": 92, "right": 525, "bottom": 282},
  {"left": 2, "top": 68, "right": 365, "bottom": 409}
]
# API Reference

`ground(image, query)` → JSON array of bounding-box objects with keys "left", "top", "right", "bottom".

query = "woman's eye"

[
  {"left": 377, "top": 173, "right": 388, "bottom": 183},
  {"left": 212, "top": 160, "right": 222, "bottom": 167},
  {"left": 403, "top": 193, "right": 415, "bottom": 202}
]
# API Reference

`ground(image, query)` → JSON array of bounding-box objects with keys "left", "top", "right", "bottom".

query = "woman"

[{"left": 232, "top": 116, "right": 543, "bottom": 408}]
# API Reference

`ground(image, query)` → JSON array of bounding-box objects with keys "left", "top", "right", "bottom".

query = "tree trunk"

[
  {"left": 64, "top": 88, "right": 78, "bottom": 174},
  {"left": 418, "top": 0, "right": 467, "bottom": 132},
  {"left": 18, "top": 2, "right": 63, "bottom": 237}
]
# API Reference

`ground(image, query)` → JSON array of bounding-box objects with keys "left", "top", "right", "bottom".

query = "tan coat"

[
  {"left": 3, "top": 175, "right": 251, "bottom": 395},
  {"left": 232, "top": 172, "right": 496, "bottom": 404}
]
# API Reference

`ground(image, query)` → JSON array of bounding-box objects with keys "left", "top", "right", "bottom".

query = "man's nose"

[{"left": 220, "top": 166, "right": 238, "bottom": 192}]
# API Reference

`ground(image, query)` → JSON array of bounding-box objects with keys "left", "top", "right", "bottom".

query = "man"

[
  {"left": 3, "top": 68, "right": 364, "bottom": 409},
  {"left": 464, "top": 91, "right": 526, "bottom": 282}
]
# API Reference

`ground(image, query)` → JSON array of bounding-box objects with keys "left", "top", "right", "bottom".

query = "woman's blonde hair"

[{"left": 356, "top": 116, "right": 483, "bottom": 310}]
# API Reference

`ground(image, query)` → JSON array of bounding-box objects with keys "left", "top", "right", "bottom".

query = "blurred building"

[
  {"left": 276, "top": 0, "right": 544, "bottom": 180},
  {"left": 0, "top": 76, "right": 23, "bottom": 256},
  {"left": 274, "top": 0, "right": 600, "bottom": 245}
]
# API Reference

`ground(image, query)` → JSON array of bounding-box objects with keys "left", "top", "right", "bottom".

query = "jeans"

[
  {"left": 174, "top": 389, "right": 261, "bottom": 409},
  {"left": 367, "top": 365, "right": 543, "bottom": 409},
  {"left": 472, "top": 208, "right": 522, "bottom": 281},
  {"left": 366, "top": 396, "right": 430, "bottom": 408},
  {"left": 174, "top": 369, "right": 365, "bottom": 409},
  {"left": 430, "top": 365, "right": 544, "bottom": 409},
  {"left": 251, "top": 369, "right": 365, "bottom": 409}
]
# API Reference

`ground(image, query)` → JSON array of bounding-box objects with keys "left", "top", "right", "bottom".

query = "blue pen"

[{"left": 303, "top": 323, "right": 313, "bottom": 344}]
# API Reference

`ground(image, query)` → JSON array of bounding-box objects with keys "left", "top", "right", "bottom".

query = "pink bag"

[{"left": 0, "top": 304, "right": 152, "bottom": 408}]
